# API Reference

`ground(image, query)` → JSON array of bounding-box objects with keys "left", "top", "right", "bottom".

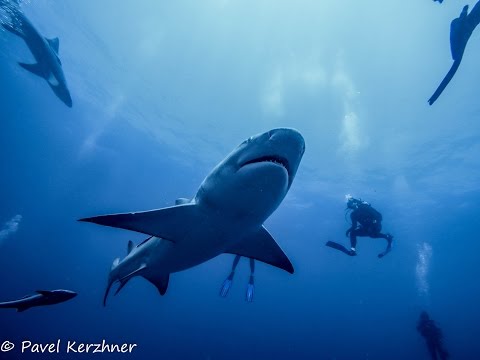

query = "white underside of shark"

[{"left": 80, "top": 128, "right": 305, "bottom": 305}]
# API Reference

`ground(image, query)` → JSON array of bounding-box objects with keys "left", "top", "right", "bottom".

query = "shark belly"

[
  {"left": 46, "top": 71, "right": 59, "bottom": 87},
  {"left": 148, "top": 212, "right": 257, "bottom": 274}
]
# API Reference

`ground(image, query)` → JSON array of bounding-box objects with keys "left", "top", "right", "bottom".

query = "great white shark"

[
  {"left": 80, "top": 128, "right": 305, "bottom": 305},
  {"left": 0, "top": 0, "right": 72, "bottom": 107},
  {"left": 0, "top": 289, "right": 77, "bottom": 312}
]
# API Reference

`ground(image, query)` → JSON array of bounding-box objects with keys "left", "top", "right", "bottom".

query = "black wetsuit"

[
  {"left": 417, "top": 313, "right": 450, "bottom": 360},
  {"left": 346, "top": 203, "right": 391, "bottom": 251}
]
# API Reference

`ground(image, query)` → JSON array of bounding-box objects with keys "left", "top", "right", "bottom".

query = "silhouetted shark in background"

[
  {"left": 0, "top": 0, "right": 72, "bottom": 107},
  {"left": 0, "top": 289, "right": 77, "bottom": 312},
  {"left": 80, "top": 128, "right": 305, "bottom": 305},
  {"left": 428, "top": 2, "right": 480, "bottom": 105}
]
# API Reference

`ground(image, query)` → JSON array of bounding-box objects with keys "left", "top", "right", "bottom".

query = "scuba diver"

[
  {"left": 326, "top": 195, "right": 393, "bottom": 258},
  {"left": 417, "top": 311, "right": 450, "bottom": 360},
  {"left": 428, "top": 1, "right": 480, "bottom": 105},
  {"left": 219, "top": 255, "right": 255, "bottom": 302}
]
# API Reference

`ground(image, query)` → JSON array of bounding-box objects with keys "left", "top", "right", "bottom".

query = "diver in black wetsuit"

[
  {"left": 417, "top": 311, "right": 450, "bottom": 360},
  {"left": 345, "top": 196, "right": 393, "bottom": 257},
  {"left": 219, "top": 255, "right": 255, "bottom": 302},
  {"left": 428, "top": 1, "right": 480, "bottom": 105},
  {"left": 326, "top": 195, "right": 393, "bottom": 258}
]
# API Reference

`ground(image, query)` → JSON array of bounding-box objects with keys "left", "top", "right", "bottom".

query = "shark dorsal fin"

[
  {"left": 18, "top": 62, "right": 43, "bottom": 77},
  {"left": 127, "top": 240, "right": 134, "bottom": 254},
  {"left": 143, "top": 273, "right": 170, "bottom": 296},
  {"left": 225, "top": 226, "right": 294, "bottom": 274},
  {"left": 46, "top": 37, "right": 59, "bottom": 53},
  {"left": 36, "top": 290, "right": 52, "bottom": 296},
  {"left": 175, "top": 198, "right": 190, "bottom": 205}
]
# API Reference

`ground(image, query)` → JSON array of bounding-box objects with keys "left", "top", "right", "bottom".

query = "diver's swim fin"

[
  {"left": 245, "top": 275, "right": 254, "bottom": 302},
  {"left": 378, "top": 241, "right": 393, "bottom": 258},
  {"left": 325, "top": 241, "right": 356, "bottom": 256},
  {"left": 219, "top": 272, "right": 234, "bottom": 298}
]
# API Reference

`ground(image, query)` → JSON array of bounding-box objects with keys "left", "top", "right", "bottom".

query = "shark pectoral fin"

[
  {"left": 16, "top": 306, "right": 29, "bottom": 312},
  {"left": 143, "top": 273, "right": 170, "bottom": 296},
  {"left": 18, "top": 62, "right": 43, "bottom": 77},
  {"left": 225, "top": 226, "right": 294, "bottom": 274},
  {"left": 114, "top": 281, "right": 127, "bottom": 296},
  {"left": 46, "top": 37, "right": 59, "bottom": 53},
  {"left": 79, "top": 204, "right": 199, "bottom": 242}
]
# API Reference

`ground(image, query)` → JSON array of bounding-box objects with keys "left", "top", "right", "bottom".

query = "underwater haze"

[{"left": 1, "top": 0, "right": 480, "bottom": 359}]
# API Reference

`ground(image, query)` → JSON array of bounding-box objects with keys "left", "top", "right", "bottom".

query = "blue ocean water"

[{"left": 1, "top": 0, "right": 480, "bottom": 359}]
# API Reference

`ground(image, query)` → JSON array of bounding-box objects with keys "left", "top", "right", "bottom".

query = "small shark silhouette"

[
  {"left": 80, "top": 128, "right": 305, "bottom": 305},
  {"left": 0, "top": 289, "right": 77, "bottom": 312},
  {"left": 1, "top": 0, "right": 72, "bottom": 107}
]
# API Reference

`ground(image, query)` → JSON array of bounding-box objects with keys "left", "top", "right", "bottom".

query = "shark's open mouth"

[{"left": 241, "top": 156, "right": 290, "bottom": 177}]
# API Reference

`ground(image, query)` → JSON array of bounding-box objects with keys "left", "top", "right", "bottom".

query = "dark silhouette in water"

[
  {"left": 0, "top": 290, "right": 77, "bottom": 312},
  {"left": 417, "top": 311, "right": 450, "bottom": 359},
  {"left": 428, "top": 2, "right": 480, "bottom": 105},
  {"left": 326, "top": 195, "right": 393, "bottom": 258},
  {"left": 433, "top": 0, "right": 443, "bottom": 3},
  {"left": 0, "top": 0, "right": 73, "bottom": 107},
  {"left": 219, "top": 255, "right": 255, "bottom": 302}
]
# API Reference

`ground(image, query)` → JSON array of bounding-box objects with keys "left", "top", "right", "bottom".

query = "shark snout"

[
  {"left": 64, "top": 290, "right": 77, "bottom": 300},
  {"left": 268, "top": 128, "right": 305, "bottom": 154}
]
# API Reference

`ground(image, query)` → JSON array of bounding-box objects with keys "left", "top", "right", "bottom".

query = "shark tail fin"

[
  {"left": 104, "top": 261, "right": 147, "bottom": 306},
  {"left": 103, "top": 258, "right": 120, "bottom": 306}
]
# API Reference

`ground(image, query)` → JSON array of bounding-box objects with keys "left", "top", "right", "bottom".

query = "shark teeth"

[{"left": 242, "top": 156, "right": 290, "bottom": 176}]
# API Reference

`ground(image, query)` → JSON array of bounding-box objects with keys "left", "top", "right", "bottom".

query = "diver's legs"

[
  {"left": 436, "top": 341, "right": 450, "bottom": 360},
  {"left": 219, "top": 255, "right": 241, "bottom": 297},
  {"left": 349, "top": 231, "right": 357, "bottom": 250},
  {"left": 245, "top": 258, "right": 255, "bottom": 302},
  {"left": 369, "top": 224, "right": 394, "bottom": 258},
  {"left": 350, "top": 227, "right": 369, "bottom": 254},
  {"left": 426, "top": 340, "right": 438, "bottom": 360}
]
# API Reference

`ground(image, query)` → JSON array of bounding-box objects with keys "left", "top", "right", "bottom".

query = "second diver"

[{"left": 326, "top": 195, "right": 394, "bottom": 258}]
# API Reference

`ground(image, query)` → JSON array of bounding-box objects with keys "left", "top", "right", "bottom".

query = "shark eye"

[{"left": 240, "top": 136, "right": 253, "bottom": 146}]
